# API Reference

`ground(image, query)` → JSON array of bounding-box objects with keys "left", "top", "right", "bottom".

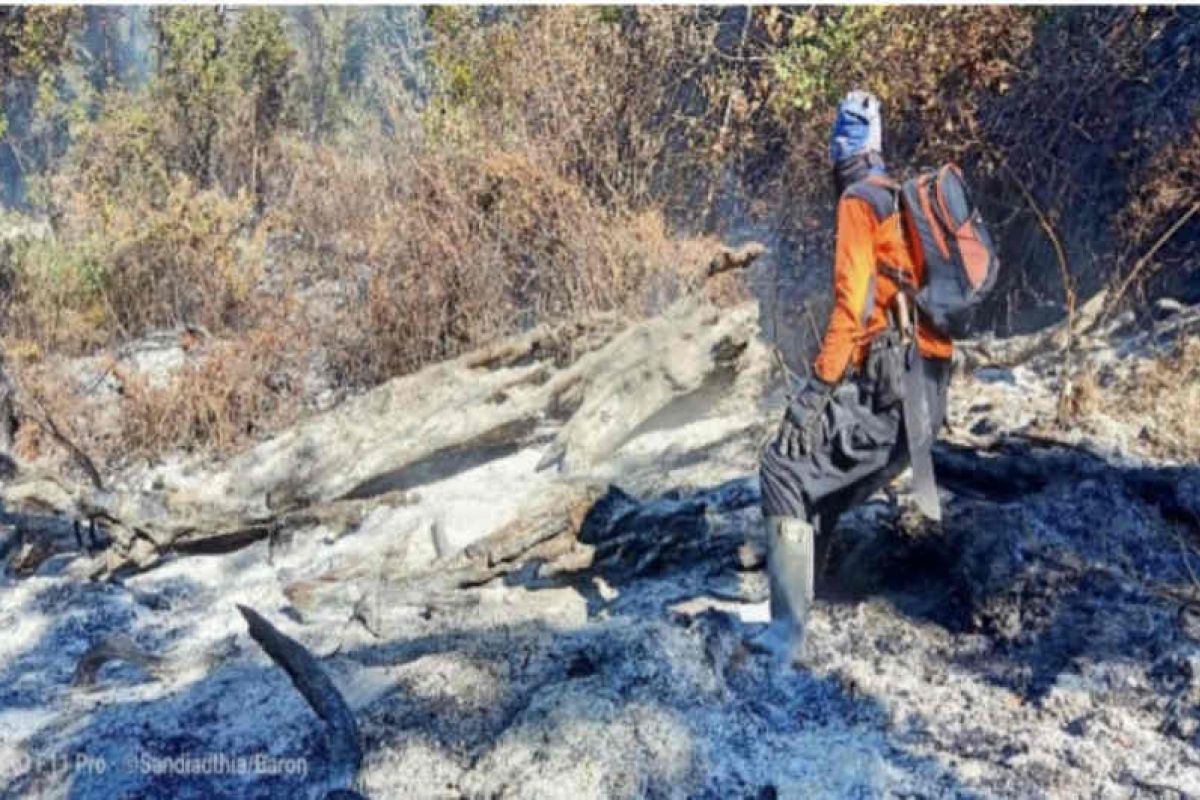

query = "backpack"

[{"left": 896, "top": 164, "right": 999, "bottom": 338}]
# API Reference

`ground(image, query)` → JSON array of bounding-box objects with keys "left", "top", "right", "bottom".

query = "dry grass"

[
  {"left": 3, "top": 315, "right": 309, "bottom": 470},
  {"left": 1120, "top": 338, "right": 1200, "bottom": 461},
  {"left": 6, "top": 176, "right": 262, "bottom": 354},
  {"left": 118, "top": 327, "right": 305, "bottom": 457},
  {"left": 267, "top": 139, "right": 714, "bottom": 388},
  {"left": 5, "top": 354, "right": 110, "bottom": 479},
  {"left": 1111, "top": 118, "right": 1200, "bottom": 306},
  {"left": 1063, "top": 337, "right": 1200, "bottom": 462},
  {"left": 1057, "top": 367, "right": 1100, "bottom": 423}
]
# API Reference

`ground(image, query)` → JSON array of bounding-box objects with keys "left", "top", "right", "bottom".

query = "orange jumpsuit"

[{"left": 813, "top": 177, "right": 953, "bottom": 384}]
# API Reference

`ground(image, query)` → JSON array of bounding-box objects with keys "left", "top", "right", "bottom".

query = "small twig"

[
  {"left": 999, "top": 159, "right": 1079, "bottom": 423},
  {"left": 770, "top": 346, "right": 796, "bottom": 394},
  {"left": 1174, "top": 524, "right": 1200, "bottom": 597},
  {"left": 1106, "top": 199, "right": 1200, "bottom": 318},
  {"left": 1001, "top": 160, "right": 1076, "bottom": 337},
  {"left": 701, "top": 8, "right": 753, "bottom": 226},
  {"left": 803, "top": 299, "right": 824, "bottom": 375},
  {"left": 15, "top": 387, "right": 103, "bottom": 490}
]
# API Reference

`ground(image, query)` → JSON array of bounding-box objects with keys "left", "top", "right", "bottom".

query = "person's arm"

[{"left": 812, "top": 197, "right": 877, "bottom": 384}]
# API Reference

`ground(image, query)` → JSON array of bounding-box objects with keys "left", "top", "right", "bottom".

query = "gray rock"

[{"left": 1153, "top": 297, "right": 1185, "bottom": 319}]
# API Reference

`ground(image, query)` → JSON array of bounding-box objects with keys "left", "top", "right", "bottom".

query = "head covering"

[{"left": 830, "top": 90, "right": 883, "bottom": 167}]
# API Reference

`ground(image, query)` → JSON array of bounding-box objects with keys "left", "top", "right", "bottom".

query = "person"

[{"left": 756, "top": 90, "right": 954, "bottom": 665}]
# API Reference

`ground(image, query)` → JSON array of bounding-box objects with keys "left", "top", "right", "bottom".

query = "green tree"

[
  {"left": 225, "top": 8, "right": 293, "bottom": 199},
  {"left": 152, "top": 6, "right": 228, "bottom": 185}
]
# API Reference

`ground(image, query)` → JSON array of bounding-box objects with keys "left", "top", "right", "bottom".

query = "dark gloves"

[{"left": 774, "top": 375, "right": 835, "bottom": 460}]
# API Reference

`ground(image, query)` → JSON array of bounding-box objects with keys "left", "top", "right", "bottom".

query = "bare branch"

[{"left": 1105, "top": 199, "right": 1200, "bottom": 320}]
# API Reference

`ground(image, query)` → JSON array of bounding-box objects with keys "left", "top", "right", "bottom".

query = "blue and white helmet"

[{"left": 830, "top": 90, "right": 883, "bottom": 166}]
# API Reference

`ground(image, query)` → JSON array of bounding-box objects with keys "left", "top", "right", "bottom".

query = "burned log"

[
  {"left": 956, "top": 290, "right": 1109, "bottom": 371},
  {"left": 238, "top": 605, "right": 364, "bottom": 800},
  {"left": 342, "top": 484, "right": 604, "bottom": 634},
  {"left": 538, "top": 303, "right": 758, "bottom": 474},
  {"left": 0, "top": 297, "right": 764, "bottom": 575},
  {"left": 179, "top": 299, "right": 757, "bottom": 515},
  {"left": 317, "top": 478, "right": 760, "bottom": 639}
]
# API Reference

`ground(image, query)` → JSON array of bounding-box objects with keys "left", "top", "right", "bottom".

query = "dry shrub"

[
  {"left": 9, "top": 178, "right": 261, "bottom": 352},
  {"left": 1112, "top": 117, "right": 1200, "bottom": 303},
  {"left": 758, "top": 7, "right": 1036, "bottom": 182},
  {"left": 7, "top": 86, "right": 718, "bottom": 463},
  {"left": 95, "top": 178, "right": 262, "bottom": 335},
  {"left": 4, "top": 314, "right": 307, "bottom": 468},
  {"left": 6, "top": 359, "right": 95, "bottom": 471},
  {"left": 941, "top": 8, "right": 1199, "bottom": 320},
  {"left": 266, "top": 140, "right": 516, "bottom": 383},
  {"left": 1056, "top": 367, "right": 1100, "bottom": 424},
  {"left": 1117, "top": 338, "right": 1200, "bottom": 461},
  {"left": 1067, "top": 337, "right": 1200, "bottom": 462},
  {"left": 267, "top": 134, "right": 709, "bottom": 388},
  {"left": 8, "top": 88, "right": 267, "bottom": 352},
  {"left": 119, "top": 326, "right": 304, "bottom": 457},
  {"left": 261, "top": 133, "right": 402, "bottom": 275},
  {"left": 1122, "top": 119, "right": 1200, "bottom": 238},
  {"left": 3, "top": 236, "right": 112, "bottom": 354},
  {"left": 426, "top": 8, "right": 722, "bottom": 214},
  {"left": 604, "top": 208, "right": 724, "bottom": 311}
]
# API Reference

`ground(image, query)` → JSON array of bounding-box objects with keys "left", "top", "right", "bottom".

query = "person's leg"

[
  {"left": 758, "top": 443, "right": 818, "bottom": 664},
  {"left": 761, "top": 514, "right": 816, "bottom": 662},
  {"left": 751, "top": 353, "right": 952, "bottom": 666},
  {"left": 756, "top": 379, "right": 901, "bottom": 665},
  {"left": 809, "top": 495, "right": 851, "bottom": 587}
]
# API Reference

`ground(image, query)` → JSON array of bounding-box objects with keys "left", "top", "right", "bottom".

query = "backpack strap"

[
  {"left": 844, "top": 176, "right": 916, "bottom": 293},
  {"left": 841, "top": 175, "right": 898, "bottom": 222},
  {"left": 839, "top": 176, "right": 906, "bottom": 332},
  {"left": 879, "top": 263, "right": 917, "bottom": 292}
]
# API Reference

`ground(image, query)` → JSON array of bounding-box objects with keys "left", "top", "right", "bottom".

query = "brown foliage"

[
  {"left": 1064, "top": 337, "right": 1200, "bottom": 463},
  {"left": 266, "top": 136, "right": 711, "bottom": 387},
  {"left": 118, "top": 326, "right": 304, "bottom": 457},
  {"left": 1112, "top": 118, "right": 1200, "bottom": 305},
  {"left": 5, "top": 7, "right": 1199, "bottom": 465}
]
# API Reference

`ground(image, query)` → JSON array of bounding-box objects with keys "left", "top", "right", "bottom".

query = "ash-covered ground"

[{"left": 1, "top": 297, "right": 1198, "bottom": 799}]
